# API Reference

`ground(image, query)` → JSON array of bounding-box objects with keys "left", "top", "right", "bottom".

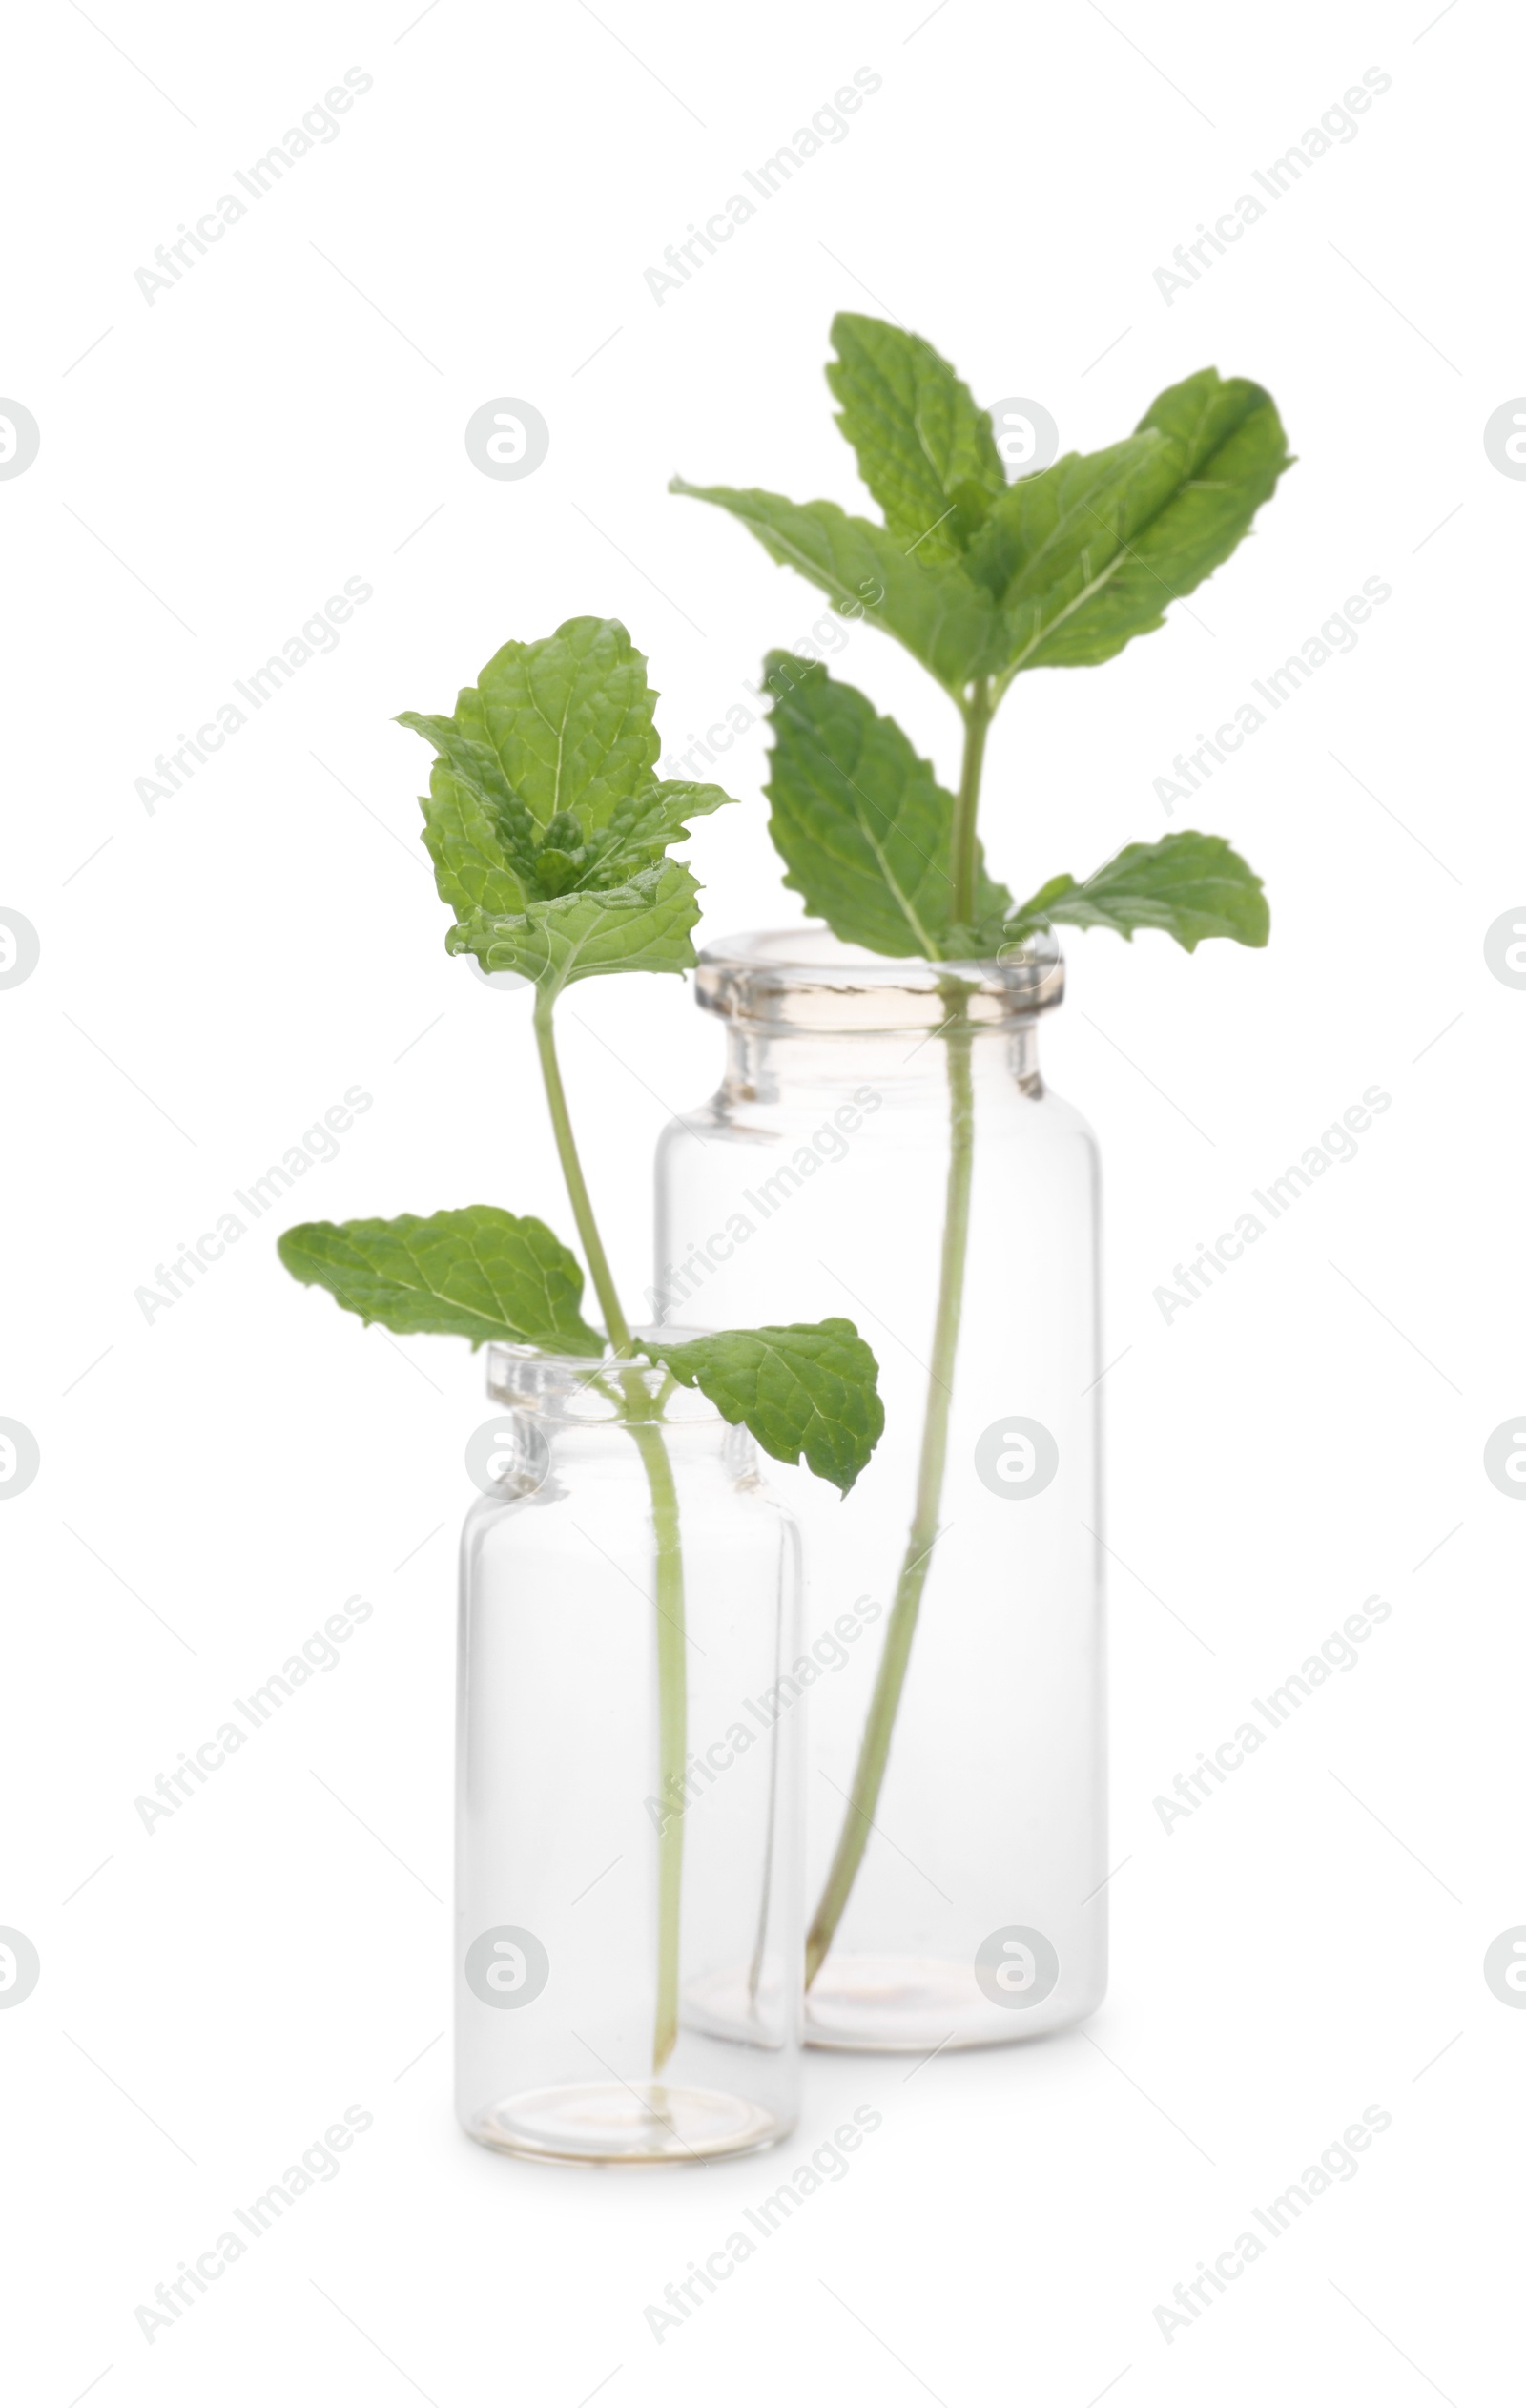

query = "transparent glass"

[
  {"left": 455, "top": 1342, "right": 802, "bottom": 2161},
  {"left": 654, "top": 928, "right": 1105, "bottom": 2051}
]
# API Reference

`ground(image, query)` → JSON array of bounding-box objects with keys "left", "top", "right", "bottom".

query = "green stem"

[
  {"left": 533, "top": 989, "right": 633, "bottom": 1356},
  {"left": 949, "top": 678, "right": 993, "bottom": 928},
  {"left": 805, "top": 986, "right": 975, "bottom": 1985},
  {"left": 630, "top": 1417, "right": 686, "bottom": 2070},
  {"left": 806, "top": 688, "right": 994, "bottom": 1987},
  {"left": 530, "top": 984, "right": 685, "bottom": 2073}
]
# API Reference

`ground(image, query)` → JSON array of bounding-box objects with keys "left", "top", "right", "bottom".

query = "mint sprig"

[
  {"left": 676, "top": 312, "right": 1291, "bottom": 933},
  {"left": 278, "top": 613, "right": 888, "bottom": 2069},
  {"left": 674, "top": 315, "right": 1290, "bottom": 1991},
  {"left": 279, "top": 612, "right": 886, "bottom": 1485}
]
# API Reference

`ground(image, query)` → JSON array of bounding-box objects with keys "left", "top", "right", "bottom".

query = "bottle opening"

[
  {"left": 485, "top": 1330, "right": 727, "bottom": 1422},
  {"left": 694, "top": 924, "right": 1063, "bottom": 1033}
]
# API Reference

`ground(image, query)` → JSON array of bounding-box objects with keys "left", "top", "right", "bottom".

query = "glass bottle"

[
  {"left": 456, "top": 1342, "right": 802, "bottom": 2161},
  {"left": 653, "top": 929, "right": 1105, "bottom": 2051}
]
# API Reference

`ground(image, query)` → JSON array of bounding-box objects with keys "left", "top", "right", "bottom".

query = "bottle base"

[
  {"left": 463, "top": 2081, "right": 792, "bottom": 2166},
  {"left": 804, "top": 1953, "right": 1103, "bottom": 2052}
]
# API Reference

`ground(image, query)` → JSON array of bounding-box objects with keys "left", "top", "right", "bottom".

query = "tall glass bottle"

[
  {"left": 456, "top": 1342, "right": 803, "bottom": 2159},
  {"left": 653, "top": 929, "right": 1105, "bottom": 2050}
]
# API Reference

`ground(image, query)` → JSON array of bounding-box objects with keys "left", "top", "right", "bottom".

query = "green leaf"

[
  {"left": 764, "top": 655, "right": 1010, "bottom": 958},
  {"left": 674, "top": 346, "right": 1289, "bottom": 702},
  {"left": 826, "top": 312, "right": 1005, "bottom": 565},
  {"left": 959, "top": 431, "right": 1161, "bottom": 607},
  {"left": 588, "top": 779, "right": 732, "bottom": 881},
  {"left": 968, "top": 370, "right": 1292, "bottom": 683},
  {"left": 1001, "top": 832, "right": 1269, "bottom": 952},
  {"left": 448, "top": 858, "right": 703, "bottom": 993},
  {"left": 396, "top": 711, "right": 538, "bottom": 852},
  {"left": 402, "top": 621, "right": 735, "bottom": 979},
  {"left": 277, "top": 1207, "right": 605, "bottom": 1352},
  {"left": 670, "top": 479, "right": 1000, "bottom": 699},
  {"left": 408, "top": 756, "right": 535, "bottom": 922},
  {"left": 646, "top": 1319, "right": 884, "bottom": 1495},
  {"left": 442, "top": 615, "right": 661, "bottom": 830}
]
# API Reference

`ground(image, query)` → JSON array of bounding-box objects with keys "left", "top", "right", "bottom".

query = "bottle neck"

[
  {"left": 482, "top": 1345, "right": 750, "bottom": 1476},
  {"left": 719, "top": 1015, "right": 1044, "bottom": 1108},
  {"left": 490, "top": 1404, "right": 753, "bottom": 1496}
]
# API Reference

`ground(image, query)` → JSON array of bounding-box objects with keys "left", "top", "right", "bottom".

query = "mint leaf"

[
  {"left": 959, "top": 430, "right": 1162, "bottom": 606},
  {"left": 448, "top": 858, "right": 703, "bottom": 993},
  {"left": 1002, "top": 831, "right": 1268, "bottom": 952},
  {"left": 408, "top": 753, "right": 730, "bottom": 920},
  {"left": 442, "top": 615, "right": 661, "bottom": 830},
  {"left": 646, "top": 1319, "right": 884, "bottom": 1495},
  {"left": 278, "top": 1206, "right": 605, "bottom": 1352},
  {"left": 969, "top": 371, "right": 1291, "bottom": 684},
  {"left": 402, "top": 621, "right": 735, "bottom": 984},
  {"left": 588, "top": 779, "right": 732, "bottom": 881},
  {"left": 765, "top": 655, "right": 1010, "bottom": 958},
  {"left": 396, "top": 712, "right": 539, "bottom": 858},
  {"left": 676, "top": 348, "right": 1289, "bottom": 705},
  {"left": 827, "top": 313, "right": 1005, "bottom": 565},
  {"left": 670, "top": 480, "right": 1000, "bottom": 699},
  {"left": 406, "top": 753, "right": 536, "bottom": 922}
]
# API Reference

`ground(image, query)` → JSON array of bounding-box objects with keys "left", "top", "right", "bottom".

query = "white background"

[{"left": 2, "top": 1, "right": 1521, "bottom": 2400}]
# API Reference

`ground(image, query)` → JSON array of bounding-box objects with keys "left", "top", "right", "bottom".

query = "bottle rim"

[
  {"left": 693, "top": 924, "right": 1063, "bottom": 1032},
  {"left": 485, "top": 1329, "right": 729, "bottom": 1422}
]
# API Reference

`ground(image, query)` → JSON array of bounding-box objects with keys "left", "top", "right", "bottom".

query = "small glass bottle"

[
  {"left": 654, "top": 928, "right": 1106, "bottom": 2052},
  {"left": 456, "top": 1342, "right": 802, "bottom": 2162}
]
